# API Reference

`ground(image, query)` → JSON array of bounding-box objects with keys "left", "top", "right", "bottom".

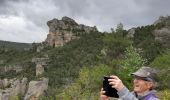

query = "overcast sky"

[{"left": 0, "top": 0, "right": 170, "bottom": 43}]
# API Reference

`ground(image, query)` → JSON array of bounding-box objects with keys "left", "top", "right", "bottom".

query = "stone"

[
  {"left": 153, "top": 27, "right": 170, "bottom": 48},
  {"left": 36, "top": 64, "right": 44, "bottom": 76},
  {"left": 152, "top": 16, "right": 170, "bottom": 48},
  {"left": 24, "top": 78, "right": 48, "bottom": 100},
  {"left": 127, "top": 28, "right": 135, "bottom": 38},
  {"left": 0, "top": 91, "right": 10, "bottom": 100},
  {"left": 10, "top": 79, "right": 21, "bottom": 96},
  {"left": 45, "top": 16, "right": 97, "bottom": 47},
  {"left": 32, "top": 57, "right": 49, "bottom": 76},
  {"left": 154, "top": 16, "right": 170, "bottom": 26},
  {"left": 2, "top": 79, "right": 9, "bottom": 88},
  {"left": 0, "top": 77, "right": 28, "bottom": 100},
  {"left": 20, "top": 78, "right": 28, "bottom": 95}
]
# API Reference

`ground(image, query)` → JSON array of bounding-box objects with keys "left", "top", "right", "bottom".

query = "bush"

[
  {"left": 158, "top": 90, "right": 170, "bottom": 100},
  {"left": 56, "top": 64, "right": 113, "bottom": 99},
  {"left": 118, "top": 45, "right": 147, "bottom": 89},
  {"left": 150, "top": 50, "right": 170, "bottom": 90}
]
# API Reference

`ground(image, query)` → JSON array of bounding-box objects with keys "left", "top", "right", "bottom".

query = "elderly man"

[{"left": 100, "top": 66, "right": 159, "bottom": 100}]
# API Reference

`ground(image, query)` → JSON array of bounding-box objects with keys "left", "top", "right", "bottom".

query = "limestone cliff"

[
  {"left": 153, "top": 16, "right": 170, "bottom": 48},
  {"left": 127, "top": 16, "right": 170, "bottom": 48},
  {"left": 45, "top": 16, "right": 97, "bottom": 47}
]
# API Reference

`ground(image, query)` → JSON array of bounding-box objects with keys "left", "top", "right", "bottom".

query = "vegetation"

[
  {"left": 0, "top": 40, "right": 31, "bottom": 50},
  {"left": 150, "top": 50, "right": 170, "bottom": 90},
  {"left": 0, "top": 21, "right": 169, "bottom": 99},
  {"left": 132, "top": 25, "right": 164, "bottom": 62}
]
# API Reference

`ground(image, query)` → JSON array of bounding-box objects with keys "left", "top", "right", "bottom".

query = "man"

[{"left": 100, "top": 66, "right": 159, "bottom": 100}]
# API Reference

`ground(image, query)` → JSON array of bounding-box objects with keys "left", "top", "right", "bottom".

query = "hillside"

[
  {"left": 0, "top": 16, "right": 170, "bottom": 100},
  {"left": 0, "top": 40, "right": 31, "bottom": 50}
]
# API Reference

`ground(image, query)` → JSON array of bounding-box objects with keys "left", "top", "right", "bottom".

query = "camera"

[{"left": 103, "top": 76, "right": 119, "bottom": 98}]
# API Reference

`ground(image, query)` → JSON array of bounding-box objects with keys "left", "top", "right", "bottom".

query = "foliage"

[
  {"left": 132, "top": 25, "right": 164, "bottom": 62},
  {"left": 102, "top": 33, "right": 132, "bottom": 62},
  {"left": 56, "top": 64, "right": 112, "bottom": 99},
  {"left": 1, "top": 21, "right": 169, "bottom": 99},
  {"left": 158, "top": 90, "right": 170, "bottom": 100},
  {"left": 9, "top": 96, "right": 20, "bottom": 100},
  {"left": 0, "top": 40, "right": 31, "bottom": 50},
  {"left": 118, "top": 45, "right": 147, "bottom": 89},
  {"left": 149, "top": 50, "right": 170, "bottom": 90},
  {"left": 115, "top": 22, "right": 123, "bottom": 33}
]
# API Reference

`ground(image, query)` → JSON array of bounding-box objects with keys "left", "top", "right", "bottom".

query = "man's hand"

[
  {"left": 108, "top": 75, "right": 125, "bottom": 91},
  {"left": 100, "top": 88, "right": 109, "bottom": 100}
]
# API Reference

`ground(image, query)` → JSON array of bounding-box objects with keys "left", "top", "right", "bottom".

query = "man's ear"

[{"left": 147, "top": 82, "right": 154, "bottom": 89}]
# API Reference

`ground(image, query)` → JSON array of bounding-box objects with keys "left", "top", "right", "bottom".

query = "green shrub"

[
  {"left": 118, "top": 45, "right": 147, "bottom": 89},
  {"left": 150, "top": 50, "right": 170, "bottom": 90},
  {"left": 56, "top": 64, "right": 113, "bottom": 99},
  {"left": 158, "top": 90, "right": 170, "bottom": 100}
]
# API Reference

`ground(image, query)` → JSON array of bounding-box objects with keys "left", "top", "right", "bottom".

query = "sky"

[{"left": 0, "top": 0, "right": 170, "bottom": 43}]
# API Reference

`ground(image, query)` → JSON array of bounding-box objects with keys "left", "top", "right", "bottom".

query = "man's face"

[{"left": 133, "top": 76, "right": 153, "bottom": 94}]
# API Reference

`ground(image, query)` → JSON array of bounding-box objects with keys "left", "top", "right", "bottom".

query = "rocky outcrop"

[
  {"left": 0, "top": 78, "right": 28, "bottom": 100},
  {"left": 127, "top": 28, "right": 135, "bottom": 38},
  {"left": 24, "top": 78, "right": 48, "bottom": 100},
  {"left": 152, "top": 16, "right": 170, "bottom": 48},
  {"left": 153, "top": 28, "right": 170, "bottom": 48},
  {"left": 32, "top": 58, "right": 49, "bottom": 76},
  {"left": 1, "top": 79, "right": 10, "bottom": 88},
  {"left": 0, "top": 77, "right": 49, "bottom": 100},
  {"left": 45, "top": 16, "right": 97, "bottom": 47},
  {"left": 126, "top": 16, "right": 170, "bottom": 48},
  {"left": 153, "top": 16, "right": 170, "bottom": 26}
]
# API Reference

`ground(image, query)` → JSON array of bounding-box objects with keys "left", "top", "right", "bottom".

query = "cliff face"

[
  {"left": 45, "top": 16, "right": 97, "bottom": 47},
  {"left": 153, "top": 16, "right": 170, "bottom": 48},
  {"left": 127, "top": 16, "right": 170, "bottom": 48}
]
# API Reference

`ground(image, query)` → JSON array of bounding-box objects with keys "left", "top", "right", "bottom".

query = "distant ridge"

[{"left": 0, "top": 40, "right": 32, "bottom": 50}]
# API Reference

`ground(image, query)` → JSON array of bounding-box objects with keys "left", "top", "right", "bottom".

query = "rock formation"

[
  {"left": 0, "top": 78, "right": 28, "bottom": 100},
  {"left": 152, "top": 16, "right": 170, "bottom": 48},
  {"left": 24, "top": 78, "right": 48, "bottom": 100},
  {"left": 45, "top": 16, "right": 97, "bottom": 47},
  {"left": 32, "top": 58, "right": 49, "bottom": 76},
  {"left": 127, "top": 28, "right": 135, "bottom": 38},
  {"left": 153, "top": 16, "right": 170, "bottom": 26},
  {"left": 127, "top": 16, "right": 170, "bottom": 48}
]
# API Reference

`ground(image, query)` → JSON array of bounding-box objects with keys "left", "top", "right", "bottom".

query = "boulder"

[
  {"left": 20, "top": 78, "right": 28, "bottom": 95},
  {"left": 2, "top": 79, "right": 9, "bottom": 88},
  {"left": 36, "top": 64, "right": 44, "bottom": 76},
  {"left": 0, "top": 77, "right": 28, "bottom": 100},
  {"left": 24, "top": 78, "right": 48, "bottom": 100},
  {"left": 0, "top": 90, "right": 10, "bottom": 100}
]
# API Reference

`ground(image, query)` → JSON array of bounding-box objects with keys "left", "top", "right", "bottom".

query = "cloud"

[
  {"left": 0, "top": 0, "right": 170, "bottom": 43},
  {"left": 0, "top": 15, "right": 46, "bottom": 43}
]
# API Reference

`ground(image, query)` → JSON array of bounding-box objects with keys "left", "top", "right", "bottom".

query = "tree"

[
  {"left": 115, "top": 22, "right": 123, "bottom": 33},
  {"left": 119, "top": 45, "right": 147, "bottom": 89},
  {"left": 110, "top": 27, "right": 115, "bottom": 33}
]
